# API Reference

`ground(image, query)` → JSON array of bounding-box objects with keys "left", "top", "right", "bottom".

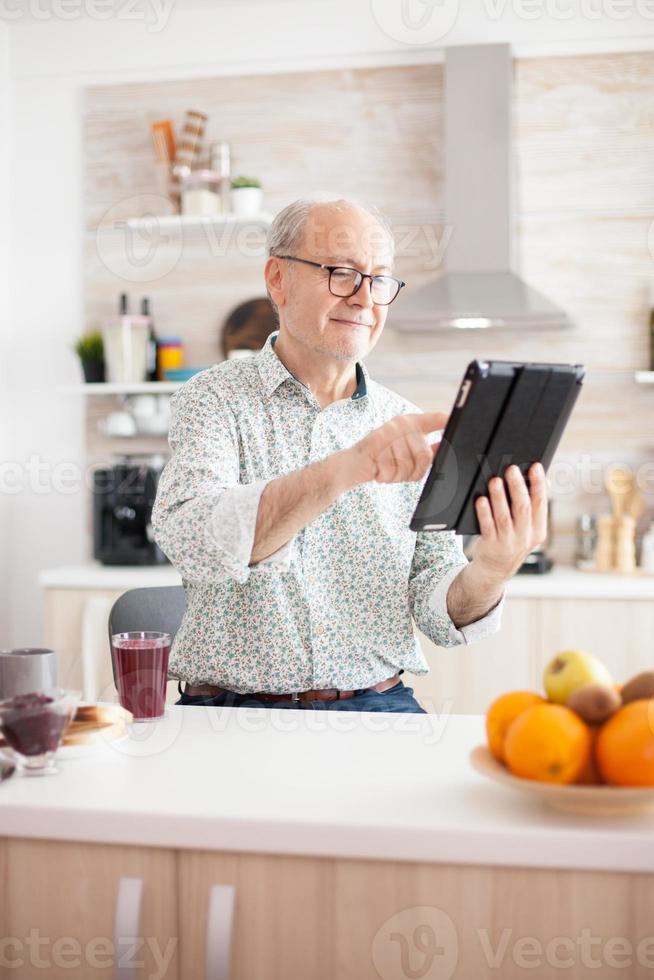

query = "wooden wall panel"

[{"left": 515, "top": 52, "right": 654, "bottom": 213}]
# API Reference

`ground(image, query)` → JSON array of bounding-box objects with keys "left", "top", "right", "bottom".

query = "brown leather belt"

[{"left": 183, "top": 673, "right": 402, "bottom": 704}]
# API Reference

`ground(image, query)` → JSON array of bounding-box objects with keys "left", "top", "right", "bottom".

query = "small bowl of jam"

[{"left": 0, "top": 689, "right": 80, "bottom": 776}]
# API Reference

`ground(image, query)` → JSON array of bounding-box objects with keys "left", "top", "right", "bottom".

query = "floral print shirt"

[{"left": 151, "top": 333, "right": 504, "bottom": 693}]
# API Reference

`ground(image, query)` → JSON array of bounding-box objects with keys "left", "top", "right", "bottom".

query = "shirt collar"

[{"left": 256, "top": 331, "right": 369, "bottom": 401}]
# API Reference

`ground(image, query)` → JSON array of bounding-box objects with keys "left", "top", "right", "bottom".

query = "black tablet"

[{"left": 410, "top": 359, "right": 585, "bottom": 535}]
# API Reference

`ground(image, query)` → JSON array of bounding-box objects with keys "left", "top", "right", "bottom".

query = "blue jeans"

[{"left": 176, "top": 679, "right": 427, "bottom": 714}]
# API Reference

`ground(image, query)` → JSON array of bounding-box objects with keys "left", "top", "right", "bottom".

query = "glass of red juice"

[{"left": 112, "top": 632, "right": 171, "bottom": 721}]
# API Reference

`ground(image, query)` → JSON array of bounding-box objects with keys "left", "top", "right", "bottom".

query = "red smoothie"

[
  {"left": 0, "top": 692, "right": 68, "bottom": 755},
  {"left": 113, "top": 635, "right": 170, "bottom": 720}
]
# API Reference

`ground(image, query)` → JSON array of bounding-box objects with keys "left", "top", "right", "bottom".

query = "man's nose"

[{"left": 347, "top": 277, "right": 374, "bottom": 309}]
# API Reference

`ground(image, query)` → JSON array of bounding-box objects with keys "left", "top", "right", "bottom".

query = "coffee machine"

[{"left": 93, "top": 458, "right": 169, "bottom": 566}]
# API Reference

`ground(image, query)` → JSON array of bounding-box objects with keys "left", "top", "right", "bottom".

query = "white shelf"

[
  {"left": 635, "top": 371, "right": 654, "bottom": 384},
  {"left": 91, "top": 212, "right": 273, "bottom": 235},
  {"left": 61, "top": 381, "right": 182, "bottom": 395}
]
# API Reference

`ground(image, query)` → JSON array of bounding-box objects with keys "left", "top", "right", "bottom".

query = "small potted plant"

[
  {"left": 74, "top": 332, "right": 105, "bottom": 383},
  {"left": 230, "top": 175, "right": 263, "bottom": 217}
]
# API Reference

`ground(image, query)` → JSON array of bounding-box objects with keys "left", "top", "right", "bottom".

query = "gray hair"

[{"left": 267, "top": 196, "right": 395, "bottom": 260}]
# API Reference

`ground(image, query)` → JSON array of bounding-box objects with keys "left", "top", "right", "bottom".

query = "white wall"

[
  {"left": 5, "top": 0, "right": 654, "bottom": 646},
  {"left": 8, "top": 0, "right": 654, "bottom": 81},
  {"left": 7, "top": 70, "right": 86, "bottom": 647},
  {"left": 0, "top": 22, "right": 12, "bottom": 646}
]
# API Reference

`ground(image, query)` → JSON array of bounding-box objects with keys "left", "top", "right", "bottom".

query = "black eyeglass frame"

[{"left": 275, "top": 254, "right": 406, "bottom": 306}]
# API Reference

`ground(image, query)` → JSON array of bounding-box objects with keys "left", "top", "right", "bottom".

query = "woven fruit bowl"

[{"left": 470, "top": 745, "right": 654, "bottom": 816}]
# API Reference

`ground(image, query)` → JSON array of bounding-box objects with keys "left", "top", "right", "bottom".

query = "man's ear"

[{"left": 264, "top": 257, "right": 287, "bottom": 309}]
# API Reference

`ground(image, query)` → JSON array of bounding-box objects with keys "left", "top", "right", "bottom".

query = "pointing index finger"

[{"left": 417, "top": 411, "right": 449, "bottom": 433}]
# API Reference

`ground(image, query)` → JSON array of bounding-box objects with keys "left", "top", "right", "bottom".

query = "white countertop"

[
  {"left": 1, "top": 708, "right": 652, "bottom": 873},
  {"left": 38, "top": 563, "right": 182, "bottom": 589},
  {"left": 38, "top": 562, "right": 654, "bottom": 598},
  {"left": 506, "top": 566, "right": 654, "bottom": 599}
]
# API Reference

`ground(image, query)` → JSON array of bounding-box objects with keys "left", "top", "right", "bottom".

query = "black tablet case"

[{"left": 410, "top": 360, "right": 585, "bottom": 535}]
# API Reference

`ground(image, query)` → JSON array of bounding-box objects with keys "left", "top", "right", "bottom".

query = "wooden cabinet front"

[
  {"left": 332, "top": 859, "right": 654, "bottom": 980},
  {"left": 4, "top": 839, "right": 653, "bottom": 980},
  {"left": 177, "top": 850, "right": 334, "bottom": 980},
  {"left": 0, "top": 838, "right": 179, "bottom": 980}
]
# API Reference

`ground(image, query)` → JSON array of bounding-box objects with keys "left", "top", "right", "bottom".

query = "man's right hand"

[
  {"left": 250, "top": 410, "right": 450, "bottom": 564},
  {"left": 339, "top": 411, "right": 450, "bottom": 488}
]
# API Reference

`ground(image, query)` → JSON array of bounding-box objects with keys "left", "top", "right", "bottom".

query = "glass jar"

[
  {"left": 575, "top": 514, "right": 597, "bottom": 569},
  {"left": 102, "top": 314, "right": 150, "bottom": 384},
  {"left": 180, "top": 169, "right": 221, "bottom": 216}
]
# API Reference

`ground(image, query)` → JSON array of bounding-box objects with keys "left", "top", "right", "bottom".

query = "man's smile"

[{"left": 331, "top": 317, "right": 373, "bottom": 328}]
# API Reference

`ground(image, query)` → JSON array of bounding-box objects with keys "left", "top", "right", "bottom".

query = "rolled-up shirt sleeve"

[
  {"left": 209, "top": 482, "right": 293, "bottom": 576},
  {"left": 408, "top": 529, "right": 504, "bottom": 648},
  {"left": 151, "top": 376, "right": 291, "bottom": 585}
]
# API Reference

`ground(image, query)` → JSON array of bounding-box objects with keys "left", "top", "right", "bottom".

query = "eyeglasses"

[{"left": 276, "top": 255, "right": 406, "bottom": 306}]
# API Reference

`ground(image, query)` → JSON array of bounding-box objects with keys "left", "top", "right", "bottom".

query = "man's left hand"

[{"left": 471, "top": 462, "right": 549, "bottom": 584}]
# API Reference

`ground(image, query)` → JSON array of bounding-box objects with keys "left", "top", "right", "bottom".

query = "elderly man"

[{"left": 152, "top": 197, "right": 547, "bottom": 713}]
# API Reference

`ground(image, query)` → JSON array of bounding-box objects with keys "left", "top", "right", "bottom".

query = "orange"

[
  {"left": 486, "top": 691, "right": 545, "bottom": 762},
  {"left": 504, "top": 703, "right": 592, "bottom": 784},
  {"left": 596, "top": 698, "right": 654, "bottom": 787}
]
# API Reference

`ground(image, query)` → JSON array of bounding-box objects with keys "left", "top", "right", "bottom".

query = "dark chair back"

[{"left": 107, "top": 585, "right": 186, "bottom": 689}]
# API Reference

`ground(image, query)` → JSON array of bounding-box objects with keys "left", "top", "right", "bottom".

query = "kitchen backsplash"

[{"left": 83, "top": 52, "right": 654, "bottom": 561}]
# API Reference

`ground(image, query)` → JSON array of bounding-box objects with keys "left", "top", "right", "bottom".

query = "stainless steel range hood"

[{"left": 393, "top": 44, "right": 572, "bottom": 331}]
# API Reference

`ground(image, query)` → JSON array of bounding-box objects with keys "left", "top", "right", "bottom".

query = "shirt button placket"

[{"left": 307, "top": 413, "right": 331, "bottom": 686}]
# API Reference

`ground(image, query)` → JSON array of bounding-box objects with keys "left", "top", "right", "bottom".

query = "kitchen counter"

[
  {"left": 1, "top": 708, "right": 652, "bottom": 873},
  {"left": 507, "top": 565, "right": 654, "bottom": 599},
  {"left": 38, "top": 562, "right": 182, "bottom": 589},
  {"left": 39, "top": 562, "right": 654, "bottom": 598}
]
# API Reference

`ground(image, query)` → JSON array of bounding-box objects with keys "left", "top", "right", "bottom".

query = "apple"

[{"left": 543, "top": 650, "right": 614, "bottom": 704}]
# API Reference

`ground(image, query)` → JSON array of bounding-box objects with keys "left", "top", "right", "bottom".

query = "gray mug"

[{"left": 0, "top": 649, "right": 58, "bottom": 701}]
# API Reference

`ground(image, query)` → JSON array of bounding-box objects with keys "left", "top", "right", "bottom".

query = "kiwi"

[
  {"left": 566, "top": 683, "right": 622, "bottom": 724},
  {"left": 620, "top": 671, "right": 654, "bottom": 705}
]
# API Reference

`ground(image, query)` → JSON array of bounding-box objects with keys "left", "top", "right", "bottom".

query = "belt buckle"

[{"left": 291, "top": 692, "right": 301, "bottom": 703}]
